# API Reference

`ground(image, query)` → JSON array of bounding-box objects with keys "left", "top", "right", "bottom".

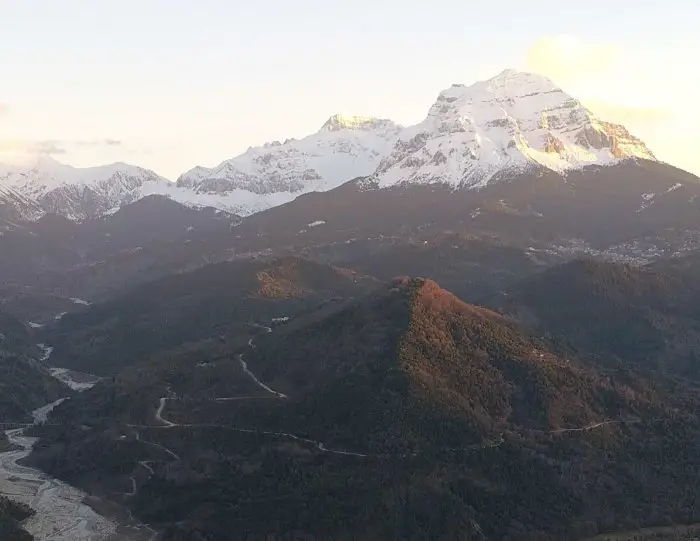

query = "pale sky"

[{"left": 1, "top": 0, "right": 698, "bottom": 179}]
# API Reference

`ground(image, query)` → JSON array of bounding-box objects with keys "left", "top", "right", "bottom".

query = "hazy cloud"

[
  {"left": 0, "top": 103, "right": 9, "bottom": 116},
  {"left": 34, "top": 140, "right": 67, "bottom": 155},
  {"left": 76, "top": 138, "right": 123, "bottom": 147},
  {"left": 0, "top": 138, "right": 123, "bottom": 158},
  {"left": 0, "top": 139, "right": 65, "bottom": 154},
  {"left": 523, "top": 36, "right": 619, "bottom": 84},
  {"left": 0, "top": 139, "right": 90, "bottom": 163},
  {"left": 584, "top": 100, "right": 673, "bottom": 126}
]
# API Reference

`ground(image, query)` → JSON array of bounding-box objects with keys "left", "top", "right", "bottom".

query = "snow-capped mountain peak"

[
  {"left": 319, "top": 114, "right": 396, "bottom": 133},
  {"left": 9, "top": 156, "right": 160, "bottom": 194},
  {"left": 174, "top": 115, "right": 403, "bottom": 216},
  {"left": 0, "top": 156, "right": 170, "bottom": 221},
  {"left": 373, "top": 69, "right": 656, "bottom": 188}
]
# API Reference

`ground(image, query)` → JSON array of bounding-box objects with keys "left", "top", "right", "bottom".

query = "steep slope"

[
  {"left": 650, "top": 250, "right": 700, "bottom": 281},
  {"left": 374, "top": 70, "right": 655, "bottom": 188},
  {"left": 43, "top": 256, "right": 377, "bottom": 375},
  {"left": 250, "top": 278, "right": 662, "bottom": 450},
  {"left": 0, "top": 184, "right": 44, "bottom": 224},
  {"left": 0, "top": 312, "right": 66, "bottom": 423},
  {"left": 486, "top": 259, "right": 700, "bottom": 378},
  {"left": 175, "top": 115, "right": 402, "bottom": 215},
  {"left": 29, "top": 278, "right": 700, "bottom": 541},
  {"left": 0, "top": 156, "right": 171, "bottom": 220}
]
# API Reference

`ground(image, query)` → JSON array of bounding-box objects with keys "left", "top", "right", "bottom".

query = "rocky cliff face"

[
  {"left": 373, "top": 70, "right": 655, "bottom": 188},
  {"left": 175, "top": 115, "right": 403, "bottom": 215},
  {"left": 0, "top": 157, "right": 169, "bottom": 221}
]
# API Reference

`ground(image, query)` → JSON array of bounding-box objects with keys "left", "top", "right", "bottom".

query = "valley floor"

[
  {"left": 0, "top": 364, "right": 155, "bottom": 540},
  {"left": 0, "top": 402, "right": 119, "bottom": 541}
]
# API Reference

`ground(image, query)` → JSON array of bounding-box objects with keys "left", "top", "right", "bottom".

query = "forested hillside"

[
  {"left": 486, "top": 259, "right": 700, "bottom": 378},
  {"left": 28, "top": 278, "right": 700, "bottom": 540},
  {"left": 42, "top": 257, "right": 376, "bottom": 375},
  {"left": 0, "top": 312, "right": 66, "bottom": 423}
]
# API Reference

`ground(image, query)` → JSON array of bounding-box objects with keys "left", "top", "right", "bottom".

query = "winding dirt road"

[
  {"left": 237, "top": 354, "right": 288, "bottom": 398},
  {"left": 148, "top": 322, "right": 366, "bottom": 457},
  {"left": 548, "top": 419, "right": 641, "bottom": 434}
]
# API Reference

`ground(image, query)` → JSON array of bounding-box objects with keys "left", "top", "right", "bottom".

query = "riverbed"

[
  {"left": 0, "top": 399, "right": 120, "bottom": 540},
  {"left": 0, "top": 377, "right": 155, "bottom": 540}
]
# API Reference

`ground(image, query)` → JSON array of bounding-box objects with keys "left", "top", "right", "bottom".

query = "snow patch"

[
  {"left": 37, "top": 343, "right": 53, "bottom": 362},
  {"left": 637, "top": 192, "right": 656, "bottom": 213},
  {"left": 49, "top": 368, "right": 100, "bottom": 392}
]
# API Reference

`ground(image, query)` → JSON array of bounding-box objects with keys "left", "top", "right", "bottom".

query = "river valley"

[{"left": 0, "top": 371, "right": 155, "bottom": 540}]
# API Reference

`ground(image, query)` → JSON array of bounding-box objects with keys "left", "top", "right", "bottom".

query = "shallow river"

[{"left": 0, "top": 373, "right": 154, "bottom": 540}]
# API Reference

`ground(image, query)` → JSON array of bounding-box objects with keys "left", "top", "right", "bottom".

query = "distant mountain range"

[
  {"left": 0, "top": 70, "right": 671, "bottom": 222},
  {"left": 0, "top": 157, "right": 169, "bottom": 222},
  {"left": 174, "top": 114, "right": 403, "bottom": 215}
]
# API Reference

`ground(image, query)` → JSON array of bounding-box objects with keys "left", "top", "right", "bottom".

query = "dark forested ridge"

[
  {"left": 27, "top": 277, "right": 700, "bottom": 541},
  {"left": 41, "top": 256, "right": 377, "bottom": 375},
  {"left": 0, "top": 312, "right": 36, "bottom": 356},
  {"left": 486, "top": 258, "right": 700, "bottom": 379},
  {"left": 323, "top": 233, "right": 561, "bottom": 302}
]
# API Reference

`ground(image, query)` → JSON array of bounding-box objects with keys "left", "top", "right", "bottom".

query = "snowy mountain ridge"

[
  {"left": 0, "top": 70, "right": 660, "bottom": 221},
  {"left": 0, "top": 156, "right": 170, "bottom": 221},
  {"left": 174, "top": 115, "right": 403, "bottom": 215}
]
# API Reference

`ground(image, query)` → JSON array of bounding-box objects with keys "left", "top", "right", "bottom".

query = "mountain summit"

[
  {"left": 0, "top": 156, "right": 169, "bottom": 221},
  {"left": 374, "top": 70, "right": 655, "bottom": 188},
  {"left": 319, "top": 114, "right": 398, "bottom": 132},
  {"left": 175, "top": 115, "right": 402, "bottom": 215}
]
